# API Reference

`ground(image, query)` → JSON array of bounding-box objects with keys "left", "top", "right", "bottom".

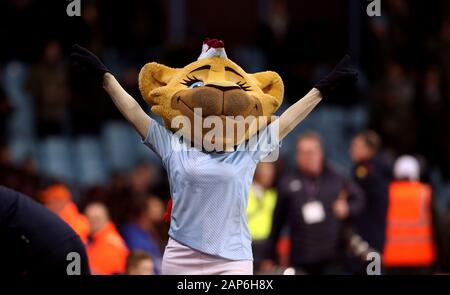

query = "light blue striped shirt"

[{"left": 143, "top": 120, "right": 279, "bottom": 260}]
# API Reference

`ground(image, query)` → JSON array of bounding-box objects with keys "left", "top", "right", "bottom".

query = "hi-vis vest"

[
  {"left": 383, "top": 181, "right": 436, "bottom": 267},
  {"left": 247, "top": 187, "right": 277, "bottom": 241}
]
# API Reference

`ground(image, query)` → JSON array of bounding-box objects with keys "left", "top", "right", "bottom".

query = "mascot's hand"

[
  {"left": 314, "top": 55, "right": 358, "bottom": 99},
  {"left": 70, "top": 44, "right": 110, "bottom": 82}
]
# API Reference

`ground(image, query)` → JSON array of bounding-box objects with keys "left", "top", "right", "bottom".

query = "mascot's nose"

[{"left": 205, "top": 82, "right": 241, "bottom": 92}]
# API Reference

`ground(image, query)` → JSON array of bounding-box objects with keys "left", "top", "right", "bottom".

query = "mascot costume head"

[{"left": 138, "top": 38, "right": 284, "bottom": 151}]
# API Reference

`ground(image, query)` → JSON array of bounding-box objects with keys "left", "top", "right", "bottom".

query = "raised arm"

[
  {"left": 102, "top": 73, "right": 150, "bottom": 138},
  {"left": 278, "top": 88, "right": 322, "bottom": 140},
  {"left": 277, "top": 55, "right": 358, "bottom": 140},
  {"left": 71, "top": 45, "right": 151, "bottom": 139}
]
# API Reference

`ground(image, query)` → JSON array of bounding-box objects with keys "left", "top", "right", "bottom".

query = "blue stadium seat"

[
  {"left": 38, "top": 136, "right": 73, "bottom": 181},
  {"left": 73, "top": 136, "right": 109, "bottom": 187},
  {"left": 101, "top": 121, "right": 138, "bottom": 171},
  {"left": 133, "top": 134, "right": 162, "bottom": 166},
  {"left": 9, "top": 138, "right": 37, "bottom": 165},
  {"left": 232, "top": 46, "right": 267, "bottom": 73},
  {"left": 279, "top": 106, "right": 357, "bottom": 170},
  {"left": 436, "top": 182, "right": 450, "bottom": 213},
  {"left": 2, "top": 61, "right": 36, "bottom": 140},
  {"left": 318, "top": 107, "right": 345, "bottom": 125},
  {"left": 344, "top": 106, "right": 368, "bottom": 135}
]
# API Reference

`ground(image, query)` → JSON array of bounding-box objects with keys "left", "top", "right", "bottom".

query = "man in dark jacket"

[
  {"left": 0, "top": 185, "right": 90, "bottom": 276},
  {"left": 265, "top": 132, "right": 365, "bottom": 274},
  {"left": 350, "top": 130, "right": 391, "bottom": 254}
]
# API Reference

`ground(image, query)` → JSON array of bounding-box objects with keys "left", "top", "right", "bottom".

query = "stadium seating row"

[{"left": 3, "top": 61, "right": 450, "bottom": 209}]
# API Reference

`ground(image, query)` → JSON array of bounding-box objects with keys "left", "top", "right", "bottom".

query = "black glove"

[
  {"left": 70, "top": 44, "right": 110, "bottom": 82},
  {"left": 314, "top": 55, "right": 358, "bottom": 100}
]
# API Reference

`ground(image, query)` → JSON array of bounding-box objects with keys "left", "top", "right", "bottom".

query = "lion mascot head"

[{"left": 139, "top": 38, "right": 284, "bottom": 151}]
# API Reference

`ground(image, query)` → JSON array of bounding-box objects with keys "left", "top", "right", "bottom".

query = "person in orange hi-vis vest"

[
  {"left": 40, "top": 183, "right": 90, "bottom": 244},
  {"left": 84, "top": 201, "right": 129, "bottom": 275},
  {"left": 383, "top": 155, "right": 436, "bottom": 274}
]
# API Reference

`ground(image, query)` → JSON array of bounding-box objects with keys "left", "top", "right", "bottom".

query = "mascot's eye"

[
  {"left": 237, "top": 81, "right": 251, "bottom": 91},
  {"left": 189, "top": 81, "right": 204, "bottom": 88},
  {"left": 182, "top": 76, "right": 204, "bottom": 88}
]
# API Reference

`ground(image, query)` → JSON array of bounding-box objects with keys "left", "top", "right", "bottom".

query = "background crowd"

[{"left": 1, "top": 0, "right": 450, "bottom": 274}]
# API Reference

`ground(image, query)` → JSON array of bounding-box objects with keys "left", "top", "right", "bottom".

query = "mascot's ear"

[
  {"left": 139, "top": 62, "right": 179, "bottom": 99},
  {"left": 251, "top": 71, "right": 284, "bottom": 107}
]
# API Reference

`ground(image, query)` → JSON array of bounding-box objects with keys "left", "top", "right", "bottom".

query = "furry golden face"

[{"left": 139, "top": 56, "right": 284, "bottom": 150}]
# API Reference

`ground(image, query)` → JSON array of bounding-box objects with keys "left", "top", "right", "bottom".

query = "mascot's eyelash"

[
  {"left": 237, "top": 81, "right": 251, "bottom": 91},
  {"left": 181, "top": 76, "right": 202, "bottom": 87},
  {"left": 181, "top": 76, "right": 251, "bottom": 91}
]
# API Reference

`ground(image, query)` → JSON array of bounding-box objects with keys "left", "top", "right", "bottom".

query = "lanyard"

[{"left": 303, "top": 176, "right": 321, "bottom": 202}]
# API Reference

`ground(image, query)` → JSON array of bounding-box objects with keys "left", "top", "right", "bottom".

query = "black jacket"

[
  {"left": 0, "top": 185, "right": 90, "bottom": 276},
  {"left": 267, "top": 165, "right": 365, "bottom": 267},
  {"left": 352, "top": 154, "right": 392, "bottom": 253}
]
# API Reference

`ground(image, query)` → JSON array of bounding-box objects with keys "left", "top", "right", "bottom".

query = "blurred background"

[{"left": 1, "top": 0, "right": 450, "bottom": 275}]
